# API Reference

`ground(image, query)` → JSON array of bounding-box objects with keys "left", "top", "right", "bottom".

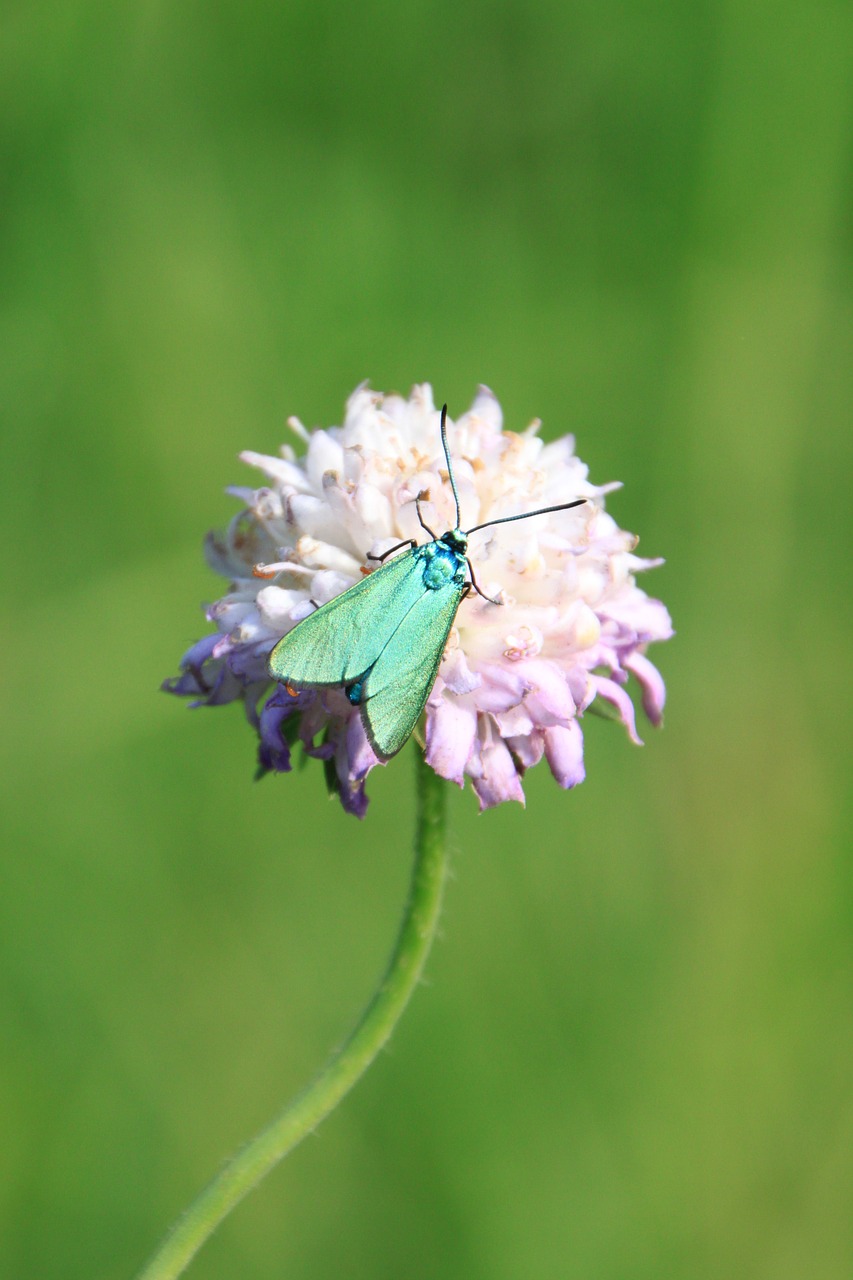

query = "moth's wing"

[
  {"left": 269, "top": 549, "right": 422, "bottom": 686},
  {"left": 361, "top": 581, "right": 465, "bottom": 760}
]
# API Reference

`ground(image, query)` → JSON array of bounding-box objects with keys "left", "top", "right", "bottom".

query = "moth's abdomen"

[{"left": 345, "top": 678, "right": 365, "bottom": 705}]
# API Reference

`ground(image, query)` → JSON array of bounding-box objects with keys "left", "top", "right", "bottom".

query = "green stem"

[{"left": 135, "top": 751, "right": 448, "bottom": 1280}]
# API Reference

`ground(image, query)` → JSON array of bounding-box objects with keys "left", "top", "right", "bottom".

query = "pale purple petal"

[
  {"left": 471, "top": 663, "right": 530, "bottom": 713},
  {"left": 178, "top": 634, "right": 220, "bottom": 671},
  {"left": 624, "top": 652, "right": 667, "bottom": 725},
  {"left": 242, "top": 680, "right": 271, "bottom": 731},
  {"left": 507, "top": 731, "right": 544, "bottom": 769},
  {"left": 338, "top": 775, "right": 368, "bottom": 818},
  {"left": 441, "top": 647, "right": 481, "bottom": 695},
  {"left": 258, "top": 687, "right": 299, "bottom": 772},
  {"left": 227, "top": 641, "right": 274, "bottom": 681},
  {"left": 212, "top": 669, "right": 253, "bottom": 706},
  {"left": 469, "top": 733, "right": 525, "bottom": 810},
  {"left": 346, "top": 712, "right": 380, "bottom": 781},
  {"left": 299, "top": 695, "right": 337, "bottom": 759},
  {"left": 516, "top": 660, "right": 576, "bottom": 725},
  {"left": 161, "top": 666, "right": 197, "bottom": 698},
  {"left": 567, "top": 666, "right": 594, "bottom": 712},
  {"left": 335, "top": 730, "right": 370, "bottom": 818},
  {"left": 426, "top": 698, "right": 478, "bottom": 786},
  {"left": 161, "top": 634, "right": 221, "bottom": 697},
  {"left": 592, "top": 675, "right": 644, "bottom": 745},
  {"left": 544, "top": 722, "right": 585, "bottom": 789},
  {"left": 494, "top": 703, "right": 535, "bottom": 738}
]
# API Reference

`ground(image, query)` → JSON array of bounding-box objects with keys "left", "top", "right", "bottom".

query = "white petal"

[{"left": 239, "top": 450, "right": 311, "bottom": 491}]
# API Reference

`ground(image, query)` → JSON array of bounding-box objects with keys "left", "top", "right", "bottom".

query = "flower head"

[{"left": 164, "top": 384, "right": 673, "bottom": 815}]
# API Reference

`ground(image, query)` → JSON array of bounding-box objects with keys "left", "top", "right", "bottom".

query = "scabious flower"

[{"left": 164, "top": 384, "right": 673, "bottom": 815}]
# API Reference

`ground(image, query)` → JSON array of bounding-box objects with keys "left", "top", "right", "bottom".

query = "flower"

[{"left": 164, "top": 384, "right": 673, "bottom": 815}]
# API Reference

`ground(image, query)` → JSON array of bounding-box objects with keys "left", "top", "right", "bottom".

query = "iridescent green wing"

[
  {"left": 360, "top": 580, "right": 465, "bottom": 760},
  {"left": 268, "top": 548, "right": 420, "bottom": 687}
]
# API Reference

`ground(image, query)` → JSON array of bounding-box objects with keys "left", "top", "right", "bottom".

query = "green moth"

[{"left": 268, "top": 405, "right": 584, "bottom": 762}]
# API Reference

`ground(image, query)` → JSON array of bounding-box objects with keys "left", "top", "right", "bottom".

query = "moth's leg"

[
  {"left": 367, "top": 539, "right": 417, "bottom": 563},
  {"left": 415, "top": 493, "right": 437, "bottom": 540},
  {"left": 466, "top": 557, "right": 502, "bottom": 605}
]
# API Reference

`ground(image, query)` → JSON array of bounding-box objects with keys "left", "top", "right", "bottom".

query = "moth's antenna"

[
  {"left": 465, "top": 498, "right": 586, "bottom": 537},
  {"left": 439, "top": 403, "right": 462, "bottom": 530}
]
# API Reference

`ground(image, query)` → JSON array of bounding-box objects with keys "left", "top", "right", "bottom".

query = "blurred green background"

[{"left": 2, "top": 1, "right": 851, "bottom": 1277}]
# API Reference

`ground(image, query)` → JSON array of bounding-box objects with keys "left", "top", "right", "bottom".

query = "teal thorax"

[{"left": 419, "top": 529, "right": 468, "bottom": 590}]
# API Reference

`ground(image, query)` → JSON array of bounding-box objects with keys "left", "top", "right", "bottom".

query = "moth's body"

[{"left": 268, "top": 405, "right": 584, "bottom": 763}]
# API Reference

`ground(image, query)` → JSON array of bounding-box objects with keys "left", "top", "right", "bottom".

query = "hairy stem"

[{"left": 136, "top": 750, "right": 448, "bottom": 1279}]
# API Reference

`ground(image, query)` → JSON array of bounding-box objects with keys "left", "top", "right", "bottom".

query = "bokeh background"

[{"left": 2, "top": 2, "right": 851, "bottom": 1277}]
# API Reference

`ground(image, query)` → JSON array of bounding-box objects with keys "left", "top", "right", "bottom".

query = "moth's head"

[{"left": 440, "top": 528, "right": 468, "bottom": 556}]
